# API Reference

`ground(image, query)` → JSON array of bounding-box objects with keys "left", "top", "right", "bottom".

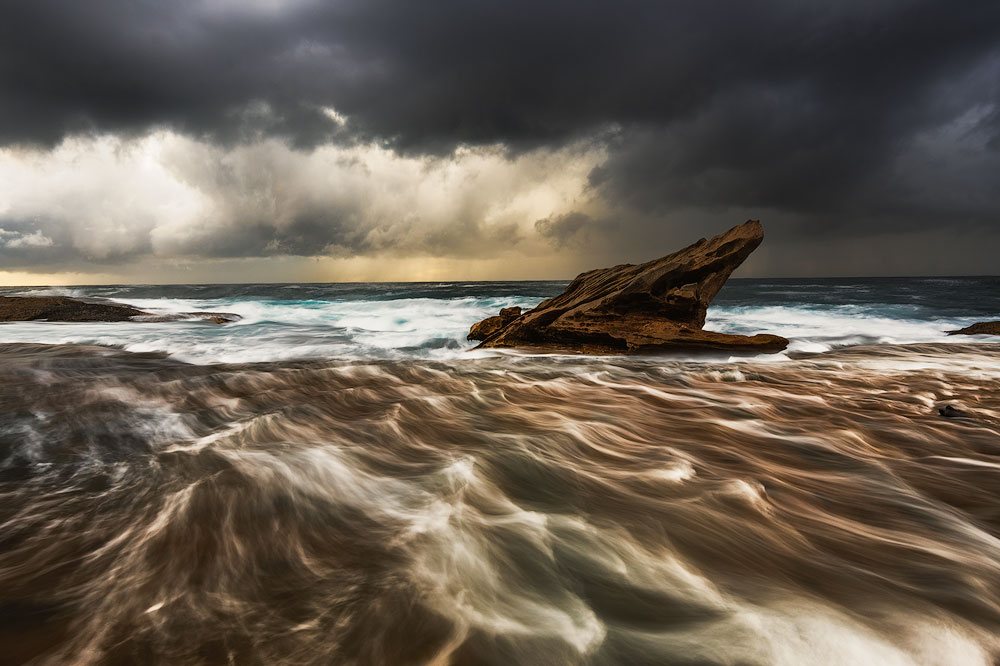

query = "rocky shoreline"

[{"left": 3, "top": 239, "right": 995, "bottom": 353}]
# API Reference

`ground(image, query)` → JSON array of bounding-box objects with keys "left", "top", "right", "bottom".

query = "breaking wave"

[{"left": 1, "top": 277, "right": 997, "bottom": 364}]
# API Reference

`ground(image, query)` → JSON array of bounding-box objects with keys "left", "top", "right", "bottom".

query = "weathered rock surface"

[
  {"left": 470, "top": 220, "right": 788, "bottom": 354},
  {"left": 0, "top": 296, "right": 240, "bottom": 324},
  {"left": 468, "top": 306, "right": 522, "bottom": 341},
  {"left": 947, "top": 321, "right": 1000, "bottom": 336}
]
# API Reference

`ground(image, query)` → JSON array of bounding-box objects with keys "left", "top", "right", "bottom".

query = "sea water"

[
  {"left": 0, "top": 277, "right": 998, "bottom": 665},
  {"left": 1, "top": 277, "right": 996, "bottom": 363}
]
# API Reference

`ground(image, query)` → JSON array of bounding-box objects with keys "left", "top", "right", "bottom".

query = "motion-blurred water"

[{"left": 0, "top": 278, "right": 999, "bottom": 664}]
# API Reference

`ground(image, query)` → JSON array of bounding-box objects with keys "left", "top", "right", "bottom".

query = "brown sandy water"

[{"left": 1, "top": 341, "right": 999, "bottom": 665}]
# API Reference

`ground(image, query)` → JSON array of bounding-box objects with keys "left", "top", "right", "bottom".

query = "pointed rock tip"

[{"left": 732, "top": 219, "right": 763, "bottom": 237}]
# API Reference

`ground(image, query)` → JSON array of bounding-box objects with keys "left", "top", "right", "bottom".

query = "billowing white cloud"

[
  {"left": 0, "top": 131, "right": 605, "bottom": 269},
  {"left": 1, "top": 229, "right": 54, "bottom": 248}
]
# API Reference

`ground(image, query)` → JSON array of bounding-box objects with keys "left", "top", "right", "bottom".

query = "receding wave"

[{"left": 2, "top": 341, "right": 999, "bottom": 664}]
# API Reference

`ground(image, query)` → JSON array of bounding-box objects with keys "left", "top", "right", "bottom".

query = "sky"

[{"left": 1, "top": 0, "right": 999, "bottom": 284}]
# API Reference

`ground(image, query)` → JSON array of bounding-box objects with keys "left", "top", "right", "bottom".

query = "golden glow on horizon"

[
  {"left": 0, "top": 270, "right": 124, "bottom": 286},
  {"left": 0, "top": 254, "right": 595, "bottom": 286}
]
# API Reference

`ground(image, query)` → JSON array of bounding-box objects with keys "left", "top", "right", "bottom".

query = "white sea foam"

[
  {"left": 0, "top": 295, "right": 542, "bottom": 363},
  {"left": 0, "top": 290, "right": 995, "bottom": 364},
  {"left": 707, "top": 304, "right": 990, "bottom": 353},
  {"left": 9, "top": 286, "right": 88, "bottom": 298}
]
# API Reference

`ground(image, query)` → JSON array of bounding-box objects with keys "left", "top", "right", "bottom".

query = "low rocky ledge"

[
  {"left": 947, "top": 321, "right": 1000, "bottom": 336},
  {"left": 468, "top": 220, "right": 789, "bottom": 354},
  {"left": 131, "top": 311, "right": 242, "bottom": 324},
  {"left": 0, "top": 296, "right": 240, "bottom": 324}
]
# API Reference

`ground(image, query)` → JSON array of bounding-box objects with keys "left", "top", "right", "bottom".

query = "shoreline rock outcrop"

[
  {"left": 0, "top": 296, "right": 240, "bottom": 324},
  {"left": 467, "top": 306, "right": 522, "bottom": 341},
  {"left": 947, "top": 321, "right": 1000, "bottom": 336},
  {"left": 469, "top": 220, "right": 788, "bottom": 354}
]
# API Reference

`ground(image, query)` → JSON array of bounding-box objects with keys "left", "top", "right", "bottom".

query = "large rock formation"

[
  {"left": 469, "top": 220, "right": 788, "bottom": 354},
  {"left": 0, "top": 296, "right": 240, "bottom": 324},
  {"left": 947, "top": 321, "right": 1000, "bottom": 336}
]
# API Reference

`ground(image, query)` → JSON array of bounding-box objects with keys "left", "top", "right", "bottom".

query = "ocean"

[
  {"left": 1, "top": 277, "right": 999, "bottom": 664},
  {"left": 1, "top": 277, "right": 998, "bottom": 363}
]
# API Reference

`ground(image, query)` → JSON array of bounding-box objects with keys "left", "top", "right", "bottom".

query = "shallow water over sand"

[{"left": 2, "top": 338, "right": 999, "bottom": 664}]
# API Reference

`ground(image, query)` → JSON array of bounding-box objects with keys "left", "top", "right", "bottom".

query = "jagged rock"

[
  {"left": 0, "top": 296, "right": 240, "bottom": 324},
  {"left": 470, "top": 220, "right": 788, "bottom": 354},
  {"left": 468, "top": 306, "right": 522, "bottom": 341},
  {"left": 947, "top": 321, "right": 1000, "bottom": 336}
]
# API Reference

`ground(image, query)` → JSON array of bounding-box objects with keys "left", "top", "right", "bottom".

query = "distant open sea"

[{"left": 1, "top": 277, "right": 999, "bottom": 665}]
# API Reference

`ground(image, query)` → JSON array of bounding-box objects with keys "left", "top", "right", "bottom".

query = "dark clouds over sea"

[{"left": 1, "top": 0, "right": 999, "bottom": 275}]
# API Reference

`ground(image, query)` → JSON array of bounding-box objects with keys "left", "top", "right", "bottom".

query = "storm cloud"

[{"left": 1, "top": 0, "right": 999, "bottom": 278}]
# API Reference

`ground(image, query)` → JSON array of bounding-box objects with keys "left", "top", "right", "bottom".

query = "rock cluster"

[{"left": 469, "top": 220, "right": 788, "bottom": 354}]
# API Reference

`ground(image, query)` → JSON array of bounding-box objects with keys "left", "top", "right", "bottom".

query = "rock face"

[
  {"left": 470, "top": 220, "right": 788, "bottom": 354},
  {"left": 468, "top": 306, "right": 522, "bottom": 341},
  {"left": 947, "top": 321, "right": 1000, "bottom": 336},
  {"left": 0, "top": 296, "right": 241, "bottom": 324}
]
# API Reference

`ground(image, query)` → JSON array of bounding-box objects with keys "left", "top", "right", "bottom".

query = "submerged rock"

[
  {"left": 0, "top": 296, "right": 240, "bottom": 324},
  {"left": 947, "top": 321, "right": 1000, "bottom": 336},
  {"left": 470, "top": 220, "right": 788, "bottom": 354},
  {"left": 938, "top": 404, "right": 971, "bottom": 418},
  {"left": 131, "top": 311, "right": 243, "bottom": 324},
  {"left": 196, "top": 313, "right": 242, "bottom": 325}
]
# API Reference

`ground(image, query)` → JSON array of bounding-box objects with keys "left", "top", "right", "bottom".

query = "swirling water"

[{"left": 0, "top": 278, "right": 999, "bottom": 665}]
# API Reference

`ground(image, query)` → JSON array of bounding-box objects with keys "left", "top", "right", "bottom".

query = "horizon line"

[{"left": 2, "top": 274, "right": 999, "bottom": 289}]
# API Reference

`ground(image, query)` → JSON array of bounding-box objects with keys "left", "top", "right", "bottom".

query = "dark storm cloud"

[
  {"left": 535, "top": 212, "right": 620, "bottom": 249},
  {"left": 5, "top": 0, "right": 998, "bottom": 149},
  {"left": 2, "top": 0, "right": 1000, "bottom": 273}
]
